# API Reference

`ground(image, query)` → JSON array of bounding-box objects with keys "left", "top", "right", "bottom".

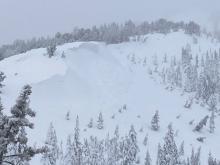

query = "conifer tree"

[
  {"left": 88, "top": 118, "right": 93, "bottom": 128},
  {"left": 143, "top": 134, "right": 148, "bottom": 146},
  {"left": 128, "top": 125, "right": 139, "bottom": 163},
  {"left": 0, "top": 85, "right": 45, "bottom": 164},
  {"left": 208, "top": 152, "right": 214, "bottom": 165},
  {"left": 65, "top": 111, "right": 70, "bottom": 120},
  {"left": 0, "top": 97, "right": 3, "bottom": 115},
  {"left": 47, "top": 44, "right": 57, "bottom": 58},
  {"left": 119, "top": 135, "right": 133, "bottom": 165},
  {"left": 97, "top": 112, "right": 104, "bottom": 129},
  {"left": 73, "top": 116, "right": 82, "bottom": 165},
  {"left": 179, "top": 141, "right": 184, "bottom": 156},
  {"left": 0, "top": 72, "right": 6, "bottom": 93},
  {"left": 208, "top": 95, "right": 217, "bottom": 112},
  {"left": 176, "top": 65, "right": 182, "bottom": 88},
  {"left": 114, "top": 125, "right": 119, "bottom": 139},
  {"left": 58, "top": 141, "right": 64, "bottom": 165},
  {"left": 209, "top": 110, "right": 215, "bottom": 133},
  {"left": 190, "top": 147, "right": 201, "bottom": 165},
  {"left": 195, "top": 55, "right": 199, "bottom": 68},
  {"left": 153, "top": 55, "right": 158, "bottom": 72},
  {"left": 145, "top": 150, "right": 151, "bottom": 165},
  {"left": 208, "top": 152, "right": 218, "bottom": 165},
  {"left": 112, "top": 126, "right": 120, "bottom": 163},
  {"left": 88, "top": 136, "right": 105, "bottom": 164},
  {"left": 201, "top": 56, "right": 205, "bottom": 67},
  {"left": 194, "top": 115, "right": 209, "bottom": 132},
  {"left": 151, "top": 110, "right": 160, "bottom": 131},
  {"left": 156, "top": 143, "right": 163, "bottom": 165},
  {"left": 63, "top": 135, "right": 73, "bottom": 165},
  {"left": 41, "top": 123, "right": 59, "bottom": 165},
  {"left": 82, "top": 139, "right": 90, "bottom": 165},
  {"left": 162, "top": 124, "right": 180, "bottom": 165},
  {"left": 106, "top": 126, "right": 120, "bottom": 164}
]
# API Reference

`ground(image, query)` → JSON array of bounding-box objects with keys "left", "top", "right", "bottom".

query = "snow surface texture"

[{"left": 0, "top": 31, "right": 220, "bottom": 164}]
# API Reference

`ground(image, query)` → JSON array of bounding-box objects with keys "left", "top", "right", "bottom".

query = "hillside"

[{"left": 0, "top": 31, "right": 220, "bottom": 164}]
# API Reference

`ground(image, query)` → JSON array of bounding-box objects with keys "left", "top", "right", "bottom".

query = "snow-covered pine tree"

[
  {"left": 196, "top": 70, "right": 207, "bottom": 101},
  {"left": 0, "top": 97, "right": 3, "bottom": 115},
  {"left": 179, "top": 141, "right": 184, "bottom": 156},
  {"left": 73, "top": 116, "right": 82, "bottom": 165},
  {"left": 143, "top": 133, "right": 148, "bottom": 146},
  {"left": 88, "top": 136, "right": 105, "bottom": 164},
  {"left": 123, "top": 104, "right": 127, "bottom": 111},
  {"left": 104, "top": 133, "right": 111, "bottom": 164},
  {"left": 118, "top": 127, "right": 139, "bottom": 165},
  {"left": 47, "top": 44, "right": 57, "bottom": 58},
  {"left": 195, "top": 55, "right": 199, "bottom": 68},
  {"left": 191, "top": 148, "right": 195, "bottom": 165},
  {"left": 201, "top": 56, "right": 205, "bottom": 67},
  {"left": 209, "top": 110, "right": 215, "bottom": 133},
  {"left": 181, "top": 46, "right": 198, "bottom": 92},
  {"left": 10, "top": 127, "right": 38, "bottom": 164},
  {"left": 208, "top": 152, "right": 218, "bottom": 165},
  {"left": 151, "top": 110, "right": 160, "bottom": 131},
  {"left": 111, "top": 126, "right": 120, "bottom": 163},
  {"left": 162, "top": 123, "right": 180, "bottom": 165},
  {"left": 161, "top": 68, "right": 166, "bottom": 84},
  {"left": 181, "top": 46, "right": 192, "bottom": 68},
  {"left": 153, "top": 55, "right": 158, "bottom": 72},
  {"left": 65, "top": 111, "right": 70, "bottom": 120},
  {"left": 41, "top": 123, "right": 59, "bottom": 165},
  {"left": 156, "top": 143, "right": 163, "bottom": 165},
  {"left": 194, "top": 115, "right": 209, "bottom": 132},
  {"left": 88, "top": 118, "right": 93, "bottom": 128},
  {"left": 0, "top": 72, "right": 6, "bottom": 93},
  {"left": 97, "top": 112, "right": 104, "bottom": 129},
  {"left": 0, "top": 85, "right": 45, "bottom": 164},
  {"left": 82, "top": 139, "right": 90, "bottom": 165},
  {"left": 208, "top": 152, "right": 214, "bottom": 165},
  {"left": 144, "top": 150, "right": 151, "bottom": 165},
  {"left": 128, "top": 125, "right": 139, "bottom": 164},
  {"left": 97, "top": 138, "right": 105, "bottom": 164},
  {"left": 167, "top": 66, "right": 176, "bottom": 89},
  {"left": 119, "top": 135, "right": 132, "bottom": 165},
  {"left": 186, "top": 157, "right": 190, "bottom": 165},
  {"left": 175, "top": 65, "right": 182, "bottom": 88},
  {"left": 63, "top": 135, "right": 73, "bottom": 165},
  {"left": 208, "top": 95, "right": 217, "bottom": 112},
  {"left": 190, "top": 147, "right": 201, "bottom": 165},
  {"left": 105, "top": 126, "right": 120, "bottom": 165},
  {"left": 114, "top": 125, "right": 119, "bottom": 139},
  {"left": 58, "top": 141, "right": 64, "bottom": 165},
  {"left": 184, "top": 65, "right": 198, "bottom": 92}
]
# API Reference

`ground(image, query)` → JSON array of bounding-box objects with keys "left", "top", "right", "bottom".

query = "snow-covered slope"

[{"left": 0, "top": 31, "right": 220, "bottom": 164}]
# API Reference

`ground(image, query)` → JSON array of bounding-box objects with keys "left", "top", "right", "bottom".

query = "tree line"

[
  {"left": 41, "top": 116, "right": 220, "bottom": 165},
  {"left": 0, "top": 19, "right": 201, "bottom": 60}
]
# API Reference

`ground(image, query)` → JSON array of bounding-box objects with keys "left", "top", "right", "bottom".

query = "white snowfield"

[{"left": 0, "top": 31, "right": 220, "bottom": 164}]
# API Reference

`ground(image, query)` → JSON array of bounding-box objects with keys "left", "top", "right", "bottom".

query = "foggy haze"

[{"left": 0, "top": 0, "right": 219, "bottom": 45}]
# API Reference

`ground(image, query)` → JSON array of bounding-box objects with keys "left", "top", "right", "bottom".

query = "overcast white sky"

[{"left": 0, "top": 0, "right": 219, "bottom": 45}]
